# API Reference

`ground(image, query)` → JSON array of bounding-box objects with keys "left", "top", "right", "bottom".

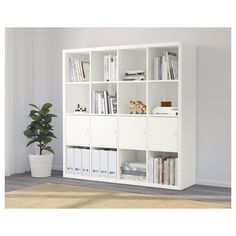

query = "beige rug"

[{"left": 5, "top": 183, "right": 230, "bottom": 209}]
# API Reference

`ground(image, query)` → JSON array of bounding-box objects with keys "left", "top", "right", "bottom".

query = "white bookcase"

[{"left": 63, "top": 42, "right": 196, "bottom": 190}]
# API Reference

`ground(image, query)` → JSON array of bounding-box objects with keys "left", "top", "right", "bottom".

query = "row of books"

[
  {"left": 92, "top": 90, "right": 117, "bottom": 114},
  {"left": 104, "top": 55, "right": 117, "bottom": 81},
  {"left": 154, "top": 51, "right": 178, "bottom": 80},
  {"left": 148, "top": 155, "right": 177, "bottom": 185},
  {"left": 70, "top": 57, "right": 90, "bottom": 82}
]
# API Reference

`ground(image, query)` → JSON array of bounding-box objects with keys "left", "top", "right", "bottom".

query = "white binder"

[
  {"left": 92, "top": 149, "right": 100, "bottom": 177},
  {"left": 66, "top": 147, "right": 74, "bottom": 174},
  {"left": 82, "top": 148, "right": 90, "bottom": 176},
  {"left": 99, "top": 150, "right": 108, "bottom": 178},
  {"left": 108, "top": 150, "right": 117, "bottom": 178},
  {"left": 74, "top": 148, "right": 82, "bottom": 175}
]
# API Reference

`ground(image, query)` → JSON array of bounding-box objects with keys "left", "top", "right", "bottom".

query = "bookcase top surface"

[{"left": 62, "top": 42, "right": 183, "bottom": 54}]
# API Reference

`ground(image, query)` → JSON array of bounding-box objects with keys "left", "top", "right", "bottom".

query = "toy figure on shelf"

[
  {"left": 136, "top": 101, "right": 146, "bottom": 114},
  {"left": 75, "top": 104, "right": 87, "bottom": 112},
  {"left": 129, "top": 100, "right": 136, "bottom": 114},
  {"left": 129, "top": 100, "right": 146, "bottom": 114}
]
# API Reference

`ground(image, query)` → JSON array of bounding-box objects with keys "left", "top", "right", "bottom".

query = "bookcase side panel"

[{"left": 179, "top": 43, "right": 196, "bottom": 188}]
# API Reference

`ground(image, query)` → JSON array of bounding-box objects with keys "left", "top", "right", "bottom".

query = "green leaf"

[
  {"left": 42, "top": 103, "right": 52, "bottom": 110},
  {"left": 29, "top": 104, "right": 38, "bottom": 109},
  {"left": 48, "top": 132, "right": 57, "bottom": 138},
  {"left": 26, "top": 139, "right": 39, "bottom": 147},
  {"left": 29, "top": 110, "right": 39, "bottom": 116},
  {"left": 42, "top": 136, "right": 52, "bottom": 144},
  {"left": 31, "top": 115, "right": 41, "bottom": 122},
  {"left": 44, "top": 116, "right": 52, "bottom": 123},
  {"left": 45, "top": 114, "right": 57, "bottom": 118},
  {"left": 44, "top": 146, "right": 55, "bottom": 154},
  {"left": 23, "top": 129, "right": 34, "bottom": 138}
]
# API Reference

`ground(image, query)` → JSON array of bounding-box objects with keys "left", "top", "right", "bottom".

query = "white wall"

[
  {"left": 6, "top": 28, "right": 231, "bottom": 187},
  {"left": 5, "top": 28, "right": 34, "bottom": 175}
]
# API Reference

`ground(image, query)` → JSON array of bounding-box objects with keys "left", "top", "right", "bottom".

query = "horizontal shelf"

[
  {"left": 65, "top": 82, "right": 90, "bottom": 85},
  {"left": 63, "top": 173, "right": 180, "bottom": 190},
  {"left": 148, "top": 80, "right": 178, "bottom": 83},
  {"left": 64, "top": 80, "right": 178, "bottom": 85},
  {"left": 65, "top": 113, "right": 179, "bottom": 118}
]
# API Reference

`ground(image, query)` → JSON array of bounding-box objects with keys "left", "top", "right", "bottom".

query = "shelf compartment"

[
  {"left": 65, "top": 83, "right": 90, "bottom": 113},
  {"left": 147, "top": 151, "right": 178, "bottom": 186},
  {"left": 91, "top": 50, "right": 117, "bottom": 82},
  {"left": 91, "top": 83, "right": 117, "bottom": 114},
  {"left": 66, "top": 146, "right": 90, "bottom": 176},
  {"left": 118, "top": 48, "right": 146, "bottom": 81},
  {"left": 148, "top": 82, "right": 178, "bottom": 115},
  {"left": 64, "top": 52, "right": 90, "bottom": 82},
  {"left": 147, "top": 46, "right": 178, "bottom": 81},
  {"left": 118, "top": 149, "right": 146, "bottom": 182},
  {"left": 118, "top": 82, "right": 146, "bottom": 115}
]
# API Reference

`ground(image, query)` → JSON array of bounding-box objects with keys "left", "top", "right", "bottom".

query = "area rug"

[{"left": 5, "top": 183, "right": 230, "bottom": 209}]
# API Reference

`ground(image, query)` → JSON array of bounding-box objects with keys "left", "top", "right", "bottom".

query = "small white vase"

[{"left": 29, "top": 153, "right": 53, "bottom": 177}]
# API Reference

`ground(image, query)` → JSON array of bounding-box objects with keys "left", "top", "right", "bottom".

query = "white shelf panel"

[
  {"left": 147, "top": 80, "right": 178, "bottom": 83},
  {"left": 65, "top": 82, "right": 90, "bottom": 85},
  {"left": 63, "top": 174, "right": 180, "bottom": 190}
]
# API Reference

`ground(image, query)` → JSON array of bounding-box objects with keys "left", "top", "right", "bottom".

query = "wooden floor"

[{"left": 5, "top": 170, "right": 231, "bottom": 206}]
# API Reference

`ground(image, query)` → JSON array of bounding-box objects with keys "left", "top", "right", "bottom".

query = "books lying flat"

[
  {"left": 154, "top": 51, "right": 178, "bottom": 80},
  {"left": 123, "top": 70, "right": 146, "bottom": 81},
  {"left": 70, "top": 58, "right": 89, "bottom": 82},
  {"left": 92, "top": 90, "right": 117, "bottom": 114},
  {"left": 152, "top": 106, "right": 178, "bottom": 116}
]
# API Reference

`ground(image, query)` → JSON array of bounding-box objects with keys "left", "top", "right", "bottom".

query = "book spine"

[
  {"left": 70, "top": 58, "right": 75, "bottom": 82},
  {"left": 92, "top": 91, "right": 95, "bottom": 113},
  {"left": 159, "top": 158, "right": 163, "bottom": 184},
  {"left": 104, "top": 91, "right": 108, "bottom": 114},
  {"left": 170, "top": 158, "right": 175, "bottom": 185},
  {"left": 104, "top": 56, "right": 108, "bottom": 81},
  {"left": 148, "top": 157, "right": 154, "bottom": 183}
]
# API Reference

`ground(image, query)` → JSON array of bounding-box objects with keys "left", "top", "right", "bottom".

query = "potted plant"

[{"left": 23, "top": 103, "right": 57, "bottom": 177}]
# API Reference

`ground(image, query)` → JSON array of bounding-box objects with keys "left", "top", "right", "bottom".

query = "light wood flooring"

[{"left": 5, "top": 170, "right": 231, "bottom": 206}]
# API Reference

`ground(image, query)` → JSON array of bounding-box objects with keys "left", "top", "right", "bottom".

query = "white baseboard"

[{"left": 196, "top": 179, "right": 231, "bottom": 188}]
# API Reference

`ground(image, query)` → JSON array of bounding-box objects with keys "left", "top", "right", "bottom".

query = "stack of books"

[
  {"left": 154, "top": 51, "right": 178, "bottom": 80},
  {"left": 70, "top": 58, "right": 90, "bottom": 82},
  {"left": 152, "top": 106, "right": 178, "bottom": 116},
  {"left": 92, "top": 90, "right": 117, "bottom": 114},
  {"left": 148, "top": 154, "right": 177, "bottom": 185},
  {"left": 104, "top": 55, "right": 117, "bottom": 81},
  {"left": 123, "top": 70, "right": 146, "bottom": 81}
]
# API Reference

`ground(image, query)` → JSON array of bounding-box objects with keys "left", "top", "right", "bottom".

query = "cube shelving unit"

[{"left": 63, "top": 42, "right": 196, "bottom": 190}]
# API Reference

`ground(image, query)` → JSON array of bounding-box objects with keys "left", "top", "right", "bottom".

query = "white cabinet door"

[
  {"left": 148, "top": 117, "right": 178, "bottom": 152},
  {"left": 91, "top": 116, "right": 117, "bottom": 148},
  {"left": 65, "top": 115, "right": 90, "bottom": 146},
  {"left": 119, "top": 117, "right": 146, "bottom": 149}
]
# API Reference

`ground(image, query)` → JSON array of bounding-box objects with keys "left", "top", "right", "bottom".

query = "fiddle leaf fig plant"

[{"left": 23, "top": 103, "right": 57, "bottom": 155}]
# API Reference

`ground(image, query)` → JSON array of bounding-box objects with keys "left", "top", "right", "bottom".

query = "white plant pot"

[{"left": 29, "top": 153, "right": 53, "bottom": 177}]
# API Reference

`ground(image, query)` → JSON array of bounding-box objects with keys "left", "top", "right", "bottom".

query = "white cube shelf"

[{"left": 63, "top": 42, "right": 196, "bottom": 190}]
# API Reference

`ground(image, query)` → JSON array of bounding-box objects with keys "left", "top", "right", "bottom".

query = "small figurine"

[
  {"left": 139, "top": 102, "right": 146, "bottom": 114},
  {"left": 75, "top": 104, "right": 87, "bottom": 113},
  {"left": 136, "top": 101, "right": 146, "bottom": 114},
  {"left": 129, "top": 100, "right": 136, "bottom": 114}
]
